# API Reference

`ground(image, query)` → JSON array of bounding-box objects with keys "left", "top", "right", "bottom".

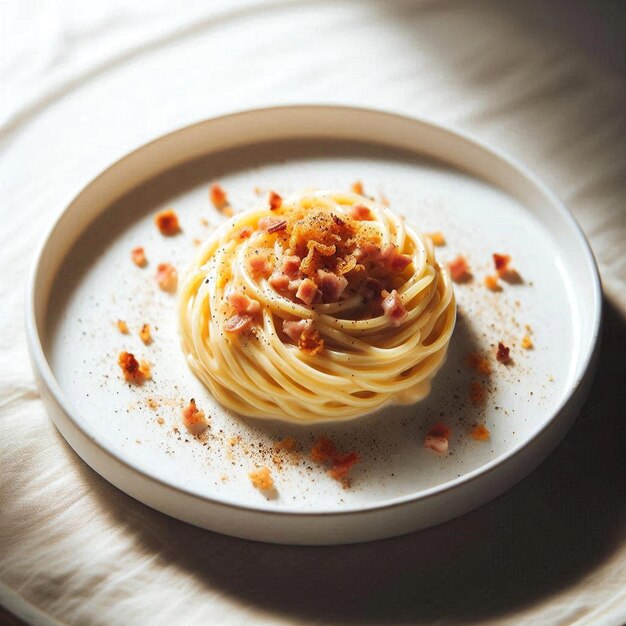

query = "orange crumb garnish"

[
  {"left": 117, "top": 320, "right": 129, "bottom": 334},
  {"left": 200, "top": 217, "right": 209, "bottom": 227},
  {"left": 493, "top": 253, "right": 511, "bottom": 275},
  {"left": 275, "top": 436, "right": 297, "bottom": 451},
  {"left": 484, "top": 274, "right": 502, "bottom": 292},
  {"left": 351, "top": 180, "right": 364, "bottom": 195},
  {"left": 249, "top": 466, "right": 274, "bottom": 491},
  {"left": 154, "top": 209, "right": 180, "bottom": 236},
  {"left": 493, "top": 253, "right": 522, "bottom": 283},
  {"left": 156, "top": 417, "right": 165, "bottom": 426},
  {"left": 470, "top": 424, "right": 491, "bottom": 441},
  {"left": 448, "top": 255, "right": 472, "bottom": 283},
  {"left": 268, "top": 191, "right": 282, "bottom": 211},
  {"left": 427, "top": 231, "right": 446, "bottom": 247},
  {"left": 118, "top": 351, "right": 150, "bottom": 384},
  {"left": 311, "top": 436, "right": 360, "bottom": 481},
  {"left": 139, "top": 323, "right": 152, "bottom": 345},
  {"left": 210, "top": 183, "right": 230, "bottom": 212},
  {"left": 192, "top": 238, "right": 201, "bottom": 246},
  {"left": 182, "top": 398, "right": 208, "bottom": 434},
  {"left": 467, "top": 352, "right": 492, "bottom": 376},
  {"left": 156, "top": 263, "right": 177, "bottom": 292},
  {"left": 496, "top": 342, "right": 513, "bottom": 365},
  {"left": 469, "top": 381, "right": 486, "bottom": 406},
  {"left": 521, "top": 335, "right": 534, "bottom": 350},
  {"left": 131, "top": 246, "right": 147, "bottom": 267},
  {"left": 298, "top": 329, "right": 324, "bottom": 355}
]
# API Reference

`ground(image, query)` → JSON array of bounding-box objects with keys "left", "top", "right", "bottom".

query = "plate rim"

[{"left": 25, "top": 104, "right": 603, "bottom": 518}]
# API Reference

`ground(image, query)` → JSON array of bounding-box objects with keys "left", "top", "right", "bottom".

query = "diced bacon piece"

[
  {"left": 258, "top": 216, "right": 287, "bottom": 233},
  {"left": 484, "top": 275, "right": 502, "bottom": 292},
  {"left": 228, "top": 292, "right": 261, "bottom": 316},
  {"left": 282, "top": 318, "right": 313, "bottom": 342},
  {"left": 351, "top": 181, "right": 364, "bottom": 195},
  {"left": 470, "top": 424, "right": 490, "bottom": 441},
  {"left": 493, "top": 253, "right": 511, "bottom": 274},
  {"left": 448, "top": 255, "right": 472, "bottom": 283},
  {"left": 139, "top": 323, "right": 152, "bottom": 345},
  {"left": 328, "top": 452, "right": 360, "bottom": 479},
  {"left": 249, "top": 467, "right": 274, "bottom": 491},
  {"left": 182, "top": 399, "right": 208, "bottom": 435},
  {"left": 154, "top": 209, "right": 180, "bottom": 236},
  {"left": 210, "top": 184, "right": 228, "bottom": 210},
  {"left": 355, "top": 241, "right": 381, "bottom": 262},
  {"left": 382, "top": 289, "right": 408, "bottom": 326},
  {"left": 131, "top": 246, "right": 147, "bottom": 267},
  {"left": 295, "top": 278, "right": 319, "bottom": 305},
  {"left": 248, "top": 252, "right": 274, "bottom": 278},
  {"left": 281, "top": 255, "right": 301, "bottom": 279},
  {"left": 118, "top": 351, "right": 150, "bottom": 384},
  {"left": 268, "top": 191, "right": 282, "bottom": 211},
  {"left": 427, "top": 231, "right": 446, "bottom": 247},
  {"left": 379, "top": 242, "right": 397, "bottom": 264},
  {"left": 316, "top": 269, "right": 348, "bottom": 302},
  {"left": 268, "top": 272, "right": 291, "bottom": 292},
  {"left": 299, "top": 329, "right": 324, "bottom": 355},
  {"left": 390, "top": 252, "right": 412, "bottom": 272},
  {"left": 424, "top": 422, "right": 451, "bottom": 454},
  {"left": 117, "top": 320, "right": 129, "bottom": 334},
  {"left": 156, "top": 263, "right": 177, "bottom": 292},
  {"left": 361, "top": 277, "right": 384, "bottom": 303},
  {"left": 496, "top": 342, "right": 512, "bottom": 365},
  {"left": 311, "top": 436, "right": 360, "bottom": 480},
  {"left": 224, "top": 314, "right": 254, "bottom": 334},
  {"left": 348, "top": 204, "right": 372, "bottom": 221}
]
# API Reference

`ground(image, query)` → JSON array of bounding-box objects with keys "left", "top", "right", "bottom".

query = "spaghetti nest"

[{"left": 178, "top": 190, "right": 456, "bottom": 423}]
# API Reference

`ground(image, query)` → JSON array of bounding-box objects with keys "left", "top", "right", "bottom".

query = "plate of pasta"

[{"left": 27, "top": 106, "right": 601, "bottom": 544}]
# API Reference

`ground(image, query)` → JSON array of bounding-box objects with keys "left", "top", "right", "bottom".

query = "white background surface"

[{"left": 1, "top": 1, "right": 625, "bottom": 625}]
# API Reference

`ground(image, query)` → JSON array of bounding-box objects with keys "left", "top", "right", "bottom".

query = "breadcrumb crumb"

[
  {"left": 521, "top": 335, "right": 534, "bottom": 350},
  {"left": 470, "top": 424, "right": 491, "bottom": 441},
  {"left": 249, "top": 466, "right": 274, "bottom": 491},
  {"left": 139, "top": 323, "right": 152, "bottom": 345},
  {"left": 484, "top": 274, "right": 502, "bottom": 292},
  {"left": 469, "top": 381, "right": 487, "bottom": 406},
  {"left": 118, "top": 351, "right": 150, "bottom": 384},
  {"left": 131, "top": 246, "right": 147, "bottom": 268},
  {"left": 117, "top": 320, "right": 129, "bottom": 334},
  {"left": 467, "top": 352, "right": 492, "bottom": 375},
  {"left": 154, "top": 209, "right": 180, "bottom": 236},
  {"left": 427, "top": 231, "right": 446, "bottom": 247},
  {"left": 156, "top": 263, "right": 177, "bottom": 292},
  {"left": 182, "top": 399, "right": 208, "bottom": 435},
  {"left": 351, "top": 180, "right": 364, "bottom": 195},
  {"left": 448, "top": 255, "right": 472, "bottom": 283}
]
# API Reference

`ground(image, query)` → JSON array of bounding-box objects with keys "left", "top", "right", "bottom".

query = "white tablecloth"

[{"left": 1, "top": 1, "right": 625, "bottom": 624}]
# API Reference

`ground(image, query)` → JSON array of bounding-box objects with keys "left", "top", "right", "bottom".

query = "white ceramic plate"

[{"left": 26, "top": 106, "right": 601, "bottom": 545}]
